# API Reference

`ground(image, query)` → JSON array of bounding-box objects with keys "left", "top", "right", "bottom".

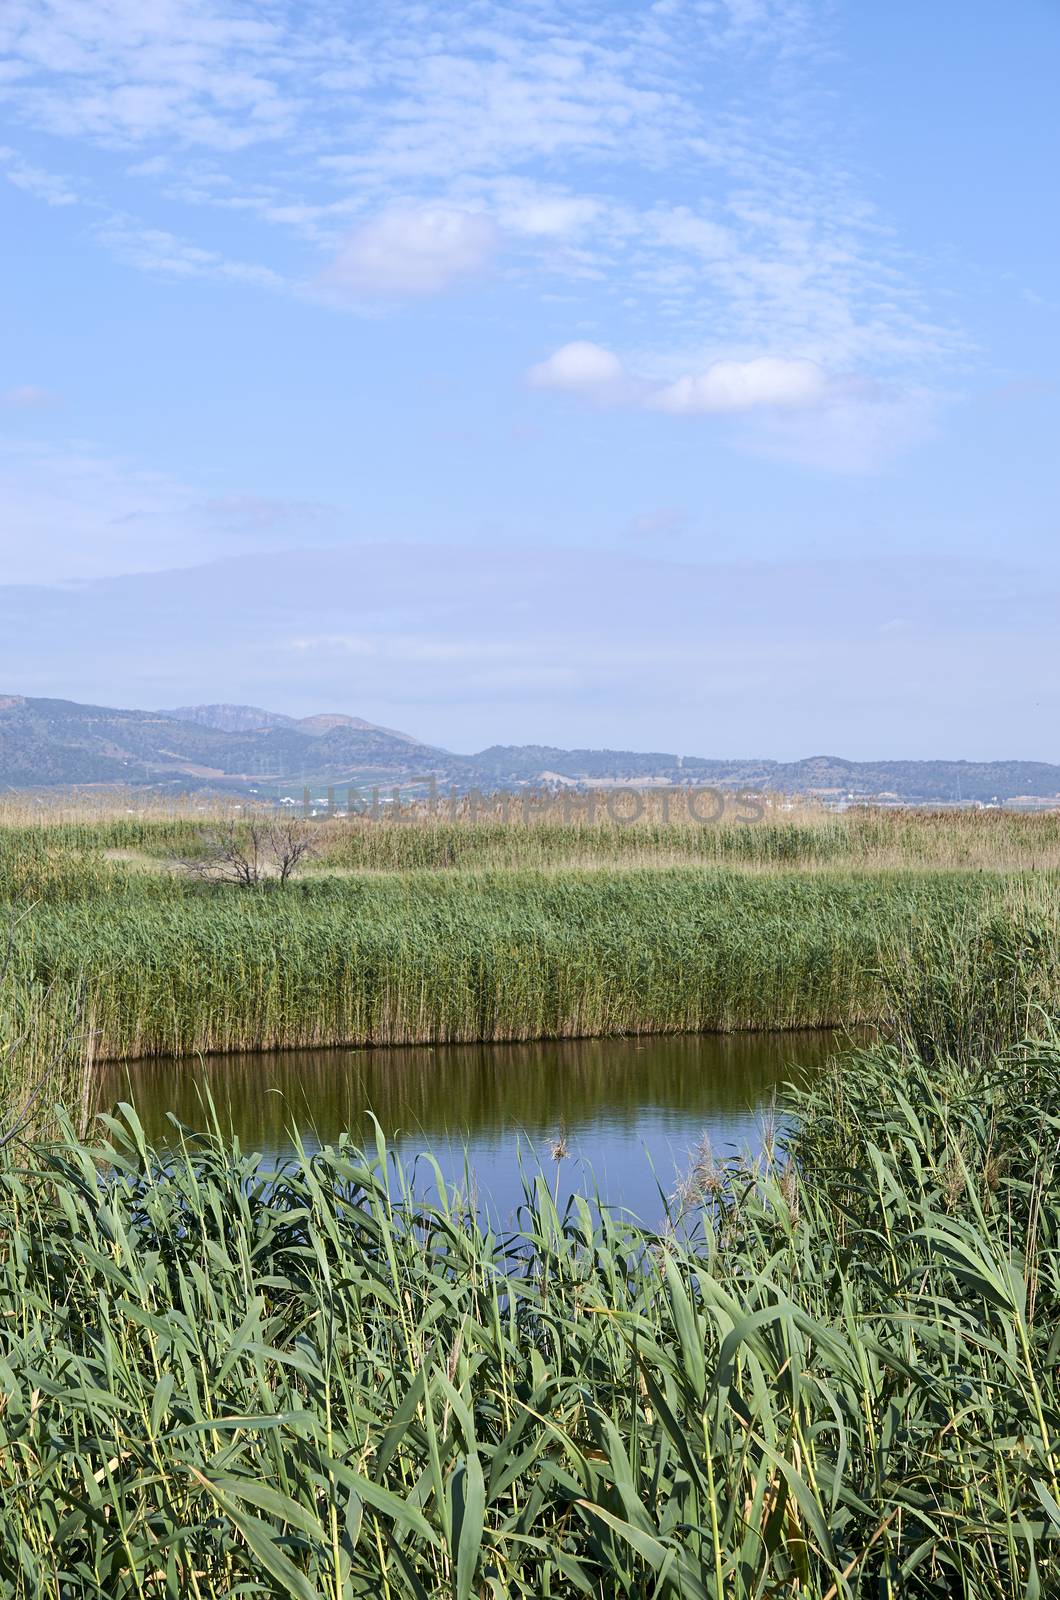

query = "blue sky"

[{"left": 1, "top": 0, "right": 1057, "bottom": 757}]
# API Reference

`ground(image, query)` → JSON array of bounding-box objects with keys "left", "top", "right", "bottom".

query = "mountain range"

[{"left": 1, "top": 695, "right": 1059, "bottom": 805}]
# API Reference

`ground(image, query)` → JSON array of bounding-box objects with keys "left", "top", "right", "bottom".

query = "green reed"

[
  {"left": 2, "top": 864, "right": 1034, "bottom": 1058},
  {"left": 180, "top": 803, "right": 1060, "bottom": 874},
  {"left": 0, "top": 1037, "right": 1056, "bottom": 1596},
  {"left": 4, "top": 809, "right": 1060, "bottom": 1065},
  {"left": 7, "top": 802, "right": 1060, "bottom": 877}
]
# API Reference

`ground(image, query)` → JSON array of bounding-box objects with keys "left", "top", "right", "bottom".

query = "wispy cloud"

[
  {"left": 91, "top": 215, "right": 286, "bottom": 290},
  {"left": 0, "top": 0, "right": 962, "bottom": 466},
  {"left": 0, "top": 1, "right": 297, "bottom": 151},
  {"left": 735, "top": 381, "right": 941, "bottom": 473},
  {"left": 0, "top": 143, "right": 78, "bottom": 204}
]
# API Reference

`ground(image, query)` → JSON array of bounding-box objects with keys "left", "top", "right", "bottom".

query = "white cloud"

[
  {"left": 529, "top": 345, "right": 829, "bottom": 417},
  {"left": 323, "top": 205, "right": 499, "bottom": 298},
  {"left": 526, "top": 343, "right": 929, "bottom": 468},
  {"left": 651, "top": 357, "right": 827, "bottom": 414},
  {"left": 527, "top": 341, "right": 625, "bottom": 395}
]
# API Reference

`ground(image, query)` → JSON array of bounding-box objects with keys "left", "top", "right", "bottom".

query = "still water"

[{"left": 100, "top": 1030, "right": 845, "bottom": 1226}]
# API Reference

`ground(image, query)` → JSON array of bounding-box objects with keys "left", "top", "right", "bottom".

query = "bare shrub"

[{"left": 186, "top": 819, "right": 317, "bottom": 887}]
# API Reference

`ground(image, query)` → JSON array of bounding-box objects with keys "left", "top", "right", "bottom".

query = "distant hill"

[
  {"left": 2, "top": 694, "right": 1059, "bottom": 804},
  {"left": 465, "top": 745, "right": 1060, "bottom": 803},
  {"left": 473, "top": 745, "right": 690, "bottom": 782},
  {"left": 755, "top": 755, "right": 1060, "bottom": 804},
  {"left": 164, "top": 705, "right": 423, "bottom": 743},
  {"left": 0, "top": 697, "right": 454, "bottom": 790}
]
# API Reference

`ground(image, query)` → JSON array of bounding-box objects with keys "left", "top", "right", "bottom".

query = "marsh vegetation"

[
  {"left": 3, "top": 799, "right": 1060, "bottom": 1065},
  {"left": 0, "top": 1038, "right": 1058, "bottom": 1595},
  {"left": 1, "top": 798, "right": 1059, "bottom": 1593}
]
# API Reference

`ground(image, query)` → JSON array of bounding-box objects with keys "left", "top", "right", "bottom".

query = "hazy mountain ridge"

[
  {"left": 0, "top": 697, "right": 454, "bottom": 790},
  {"left": 1, "top": 695, "right": 1059, "bottom": 803},
  {"left": 163, "top": 705, "right": 423, "bottom": 743}
]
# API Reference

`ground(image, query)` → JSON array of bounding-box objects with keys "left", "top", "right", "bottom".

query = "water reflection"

[{"left": 100, "top": 1030, "right": 846, "bottom": 1225}]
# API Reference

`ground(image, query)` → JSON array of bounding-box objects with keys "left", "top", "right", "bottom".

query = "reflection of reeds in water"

[{"left": 98, "top": 1028, "right": 846, "bottom": 1150}]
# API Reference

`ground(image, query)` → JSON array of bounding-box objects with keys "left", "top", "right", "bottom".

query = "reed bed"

[
  {"left": 3, "top": 865, "right": 1038, "bottom": 1059},
  {"left": 5, "top": 810, "right": 1060, "bottom": 1061},
  {"left": 5, "top": 799, "right": 1060, "bottom": 875},
  {"left": 308, "top": 806, "right": 1060, "bottom": 875},
  {"left": 0, "top": 1038, "right": 1056, "bottom": 1596}
]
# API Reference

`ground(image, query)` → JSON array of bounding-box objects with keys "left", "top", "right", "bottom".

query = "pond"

[{"left": 99, "top": 1029, "right": 847, "bottom": 1226}]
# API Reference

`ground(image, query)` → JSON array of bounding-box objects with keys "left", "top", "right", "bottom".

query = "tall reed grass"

[
  {"left": 0, "top": 915, "right": 93, "bottom": 1142},
  {"left": 309, "top": 804, "right": 1060, "bottom": 874},
  {"left": 4, "top": 865, "right": 1035, "bottom": 1058},
  {"left": 5, "top": 798, "right": 1060, "bottom": 875},
  {"left": 0, "top": 1038, "right": 1056, "bottom": 1595},
  {"left": 4, "top": 811, "right": 1060, "bottom": 1062}
]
